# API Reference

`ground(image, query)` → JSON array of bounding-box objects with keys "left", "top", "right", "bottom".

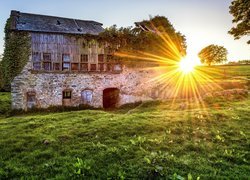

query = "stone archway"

[{"left": 103, "top": 88, "right": 120, "bottom": 108}]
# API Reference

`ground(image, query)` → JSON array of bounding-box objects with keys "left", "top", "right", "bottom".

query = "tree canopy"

[
  {"left": 99, "top": 16, "right": 187, "bottom": 66},
  {"left": 228, "top": 0, "right": 250, "bottom": 44},
  {"left": 198, "top": 45, "right": 228, "bottom": 66}
]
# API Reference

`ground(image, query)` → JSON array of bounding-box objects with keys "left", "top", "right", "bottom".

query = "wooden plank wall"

[{"left": 31, "top": 32, "right": 105, "bottom": 63}]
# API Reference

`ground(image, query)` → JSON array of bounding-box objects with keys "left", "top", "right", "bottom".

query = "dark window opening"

[
  {"left": 99, "top": 63, "right": 104, "bottom": 71},
  {"left": 33, "top": 62, "right": 41, "bottom": 70},
  {"left": 103, "top": 88, "right": 119, "bottom": 108},
  {"left": 80, "top": 63, "right": 88, "bottom": 71},
  {"left": 32, "top": 52, "right": 41, "bottom": 62},
  {"left": 71, "top": 63, "right": 79, "bottom": 71},
  {"left": 43, "top": 62, "right": 51, "bottom": 71},
  {"left": 81, "top": 54, "right": 88, "bottom": 62},
  {"left": 98, "top": 54, "right": 104, "bottom": 62},
  {"left": 43, "top": 53, "right": 51, "bottom": 61},
  {"left": 90, "top": 64, "right": 97, "bottom": 71},
  {"left": 63, "top": 90, "right": 71, "bottom": 99},
  {"left": 53, "top": 63, "right": 60, "bottom": 71},
  {"left": 62, "top": 62, "right": 70, "bottom": 71}
]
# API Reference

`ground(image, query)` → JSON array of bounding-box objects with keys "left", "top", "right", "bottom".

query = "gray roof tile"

[{"left": 10, "top": 10, "right": 104, "bottom": 35}]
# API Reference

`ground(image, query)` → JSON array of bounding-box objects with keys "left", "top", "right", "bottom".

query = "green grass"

[
  {"left": 0, "top": 94, "right": 249, "bottom": 179},
  {"left": 196, "top": 64, "right": 250, "bottom": 79},
  {"left": 0, "top": 65, "right": 249, "bottom": 179},
  {"left": 0, "top": 92, "right": 11, "bottom": 115}
]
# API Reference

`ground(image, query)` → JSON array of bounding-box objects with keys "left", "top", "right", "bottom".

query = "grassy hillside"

[{"left": 0, "top": 96, "right": 249, "bottom": 179}]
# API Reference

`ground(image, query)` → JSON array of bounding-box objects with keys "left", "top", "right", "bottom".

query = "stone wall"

[{"left": 11, "top": 56, "right": 171, "bottom": 110}]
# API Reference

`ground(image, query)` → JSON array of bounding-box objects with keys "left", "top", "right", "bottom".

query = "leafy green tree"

[
  {"left": 134, "top": 16, "right": 187, "bottom": 57},
  {"left": 198, "top": 45, "right": 228, "bottom": 66},
  {"left": 228, "top": 0, "right": 250, "bottom": 44},
  {"left": 99, "top": 15, "right": 187, "bottom": 65}
]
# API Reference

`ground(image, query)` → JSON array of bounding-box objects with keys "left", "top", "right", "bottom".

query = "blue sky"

[{"left": 0, "top": 0, "right": 249, "bottom": 61}]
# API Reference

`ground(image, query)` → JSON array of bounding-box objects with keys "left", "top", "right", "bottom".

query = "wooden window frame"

[
  {"left": 63, "top": 90, "right": 72, "bottom": 99},
  {"left": 80, "top": 63, "right": 88, "bottom": 72},
  {"left": 90, "top": 64, "right": 97, "bottom": 71},
  {"left": 81, "top": 89, "right": 93, "bottom": 104},
  {"left": 62, "top": 54, "right": 71, "bottom": 71},
  {"left": 71, "top": 63, "right": 79, "bottom": 71},
  {"left": 43, "top": 62, "right": 52, "bottom": 71},
  {"left": 43, "top": 53, "right": 51, "bottom": 61},
  {"left": 81, "top": 54, "right": 88, "bottom": 63},
  {"left": 53, "top": 62, "right": 61, "bottom": 71}
]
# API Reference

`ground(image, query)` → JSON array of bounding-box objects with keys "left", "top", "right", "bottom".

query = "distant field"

[{"left": 196, "top": 65, "right": 250, "bottom": 79}]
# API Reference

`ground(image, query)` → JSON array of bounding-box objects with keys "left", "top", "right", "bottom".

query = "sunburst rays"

[{"left": 114, "top": 27, "right": 224, "bottom": 109}]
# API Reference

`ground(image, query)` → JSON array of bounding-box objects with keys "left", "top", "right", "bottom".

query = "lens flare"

[
  {"left": 178, "top": 55, "right": 200, "bottom": 74},
  {"left": 114, "top": 22, "right": 223, "bottom": 109}
]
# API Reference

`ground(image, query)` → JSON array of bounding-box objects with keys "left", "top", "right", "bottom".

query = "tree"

[
  {"left": 228, "top": 0, "right": 250, "bottom": 44},
  {"left": 198, "top": 45, "right": 228, "bottom": 66},
  {"left": 99, "top": 16, "right": 187, "bottom": 64}
]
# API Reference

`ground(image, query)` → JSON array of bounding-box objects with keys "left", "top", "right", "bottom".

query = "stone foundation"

[{"left": 11, "top": 57, "right": 169, "bottom": 110}]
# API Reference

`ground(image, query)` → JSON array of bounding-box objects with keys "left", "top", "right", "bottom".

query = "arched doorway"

[{"left": 103, "top": 88, "right": 120, "bottom": 108}]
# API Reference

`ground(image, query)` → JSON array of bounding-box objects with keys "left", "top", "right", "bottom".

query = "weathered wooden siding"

[{"left": 31, "top": 32, "right": 105, "bottom": 63}]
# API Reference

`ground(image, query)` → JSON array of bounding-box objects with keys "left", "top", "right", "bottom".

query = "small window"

[
  {"left": 62, "top": 62, "right": 70, "bottom": 71},
  {"left": 32, "top": 52, "right": 41, "bottom": 62},
  {"left": 53, "top": 63, "right": 60, "bottom": 71},
  {"left": 43, "top": 53, "right": 51, "bottom": 61},
  {"left": 81, "top": 90, "right": 93, "bottom": 104},
  {"left": 71, "top": 63, "right": 79, "bottom": 71},
  {"left": 90, "top": 64, "right": 97, "bottom": 71},
  {"left": 27, "top": 92, "right": 36, "bottom": 108},
  {"left": 98, "top": 54, "right": 104, "bottom": 63},
  {"left": 62, "top": 54, "right": 70, "bottom": 62},
  {"left": 81, "top": 54, "right": 88, "bottom": 63},
  {"left": 80, "top": 63, "right": 88, "bottom": 71},
  {"left": 33, "top": 62, "right": 41, "bottom": 70},
  {"left": 99, "top": 63, "right": 104, "bottom": 71},
  {"left": 43, "top": 62, "right": 51, "bottom": 71},
  {"left": 63, "top": 90, "right": 71, "bottom": 99}
]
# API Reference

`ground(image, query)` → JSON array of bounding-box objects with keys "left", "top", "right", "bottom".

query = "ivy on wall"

[{"left": 1, "top": 17, "right": 30, "bottom": 91}]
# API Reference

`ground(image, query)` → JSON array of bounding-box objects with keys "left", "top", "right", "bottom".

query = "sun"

[{"left": 178, "top": 56, "right": 199, "bottom": 74}]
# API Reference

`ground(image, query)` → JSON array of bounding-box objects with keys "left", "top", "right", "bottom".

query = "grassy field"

[
  {"left": 196, "top": 64, "right": 250, "bottom": 79},
  {"left": 0, "top": 92, "right": 249, "bottom": 179}
]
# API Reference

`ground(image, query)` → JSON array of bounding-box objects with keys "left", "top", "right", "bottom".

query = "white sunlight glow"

[{"left": 179, "top": 55, "right": 200, "bottom": 74}]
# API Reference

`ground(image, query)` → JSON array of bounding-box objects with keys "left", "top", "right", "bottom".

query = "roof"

[{"left": 10, "top": 10, "right": 104, "bottom": 35}]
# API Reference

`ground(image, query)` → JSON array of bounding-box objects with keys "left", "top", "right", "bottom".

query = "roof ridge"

[{"left": 11, "top": 10, "right": 103, "bottom": 25}]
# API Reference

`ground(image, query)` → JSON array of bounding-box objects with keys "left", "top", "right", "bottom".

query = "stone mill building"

[{"left": 10, "top": 10, "right": 167, "bottom": 110}]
